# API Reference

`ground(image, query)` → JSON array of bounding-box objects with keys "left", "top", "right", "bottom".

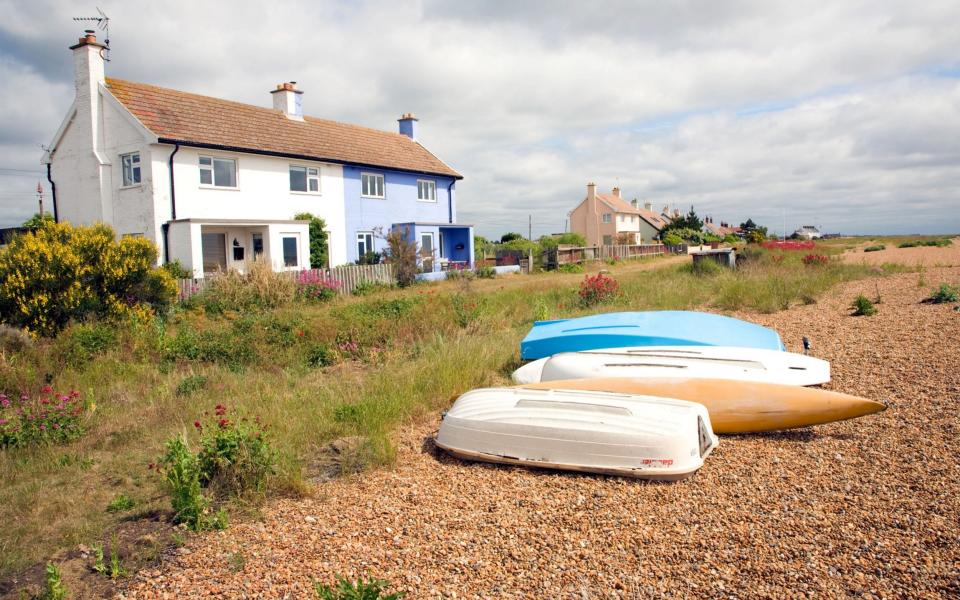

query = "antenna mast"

[{"left": 73, "top": 7, "right": 110, "bottom": 60}]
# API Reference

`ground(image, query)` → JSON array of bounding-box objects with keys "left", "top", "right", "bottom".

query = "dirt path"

[{"left": 122, "top": 267, "right": 960, "bottom": 599}]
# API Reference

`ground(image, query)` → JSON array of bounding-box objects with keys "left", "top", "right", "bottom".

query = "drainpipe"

[
  {"left": 447, "top": 180, "right": 454, "bottom": 224},
  {"left": 46, "top": 163, "right": 58, "bottom": 223},
  {"left": 164, "top": 143, "right": 180, "bottom": 265}
]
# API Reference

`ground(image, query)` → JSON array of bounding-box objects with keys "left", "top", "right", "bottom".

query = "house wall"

[
  {"left": 159, "top": 146, "right": 348, "bottom": 266},
  {"left": 342, "top": 166, "right": 456, "bottom": 264},
  {"left": 636, "top": 219, "right": 660, "bottom": 244}
]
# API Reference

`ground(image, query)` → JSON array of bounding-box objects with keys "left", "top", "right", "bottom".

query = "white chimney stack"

[
  {"left": 644, "top": 201, "right": 653, "bottom": 211},
  {"left": 271, "top": 82, "right": 303, "bottom": 120}
]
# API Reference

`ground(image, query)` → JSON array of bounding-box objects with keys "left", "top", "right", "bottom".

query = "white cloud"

[{"left": 0, "top": 0, "right": 957, "bottom": 235}]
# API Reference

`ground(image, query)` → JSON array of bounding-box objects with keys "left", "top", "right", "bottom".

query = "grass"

[{"left": 0, "top": 244, "right": 903, "bottom": 581}]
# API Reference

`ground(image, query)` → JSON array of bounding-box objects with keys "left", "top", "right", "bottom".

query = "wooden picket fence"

[
  {"left": 543, "top": 244, "right": 665, "bottom": 269},
  {"left": 175, "top": 263, "right": 395, "bottom": 301}
]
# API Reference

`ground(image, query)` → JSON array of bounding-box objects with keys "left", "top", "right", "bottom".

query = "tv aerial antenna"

[{"left": 72, "top": 7, "right": 110, "bottom": 61}]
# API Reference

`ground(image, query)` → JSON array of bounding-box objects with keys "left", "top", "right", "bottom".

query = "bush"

[
  {"left": 0, "top": 388, "right": 86, "bottom": 448},
  {"left": 662, "top": 232, "right": 683, "bottom": 247},
  {"left": 307, "top": 343, "right": 338, "bottom": 367},
  {"left": 899, "top": 239, "right": 951, "bottom": 248},
  {"left": 296, "top": 271, "right": 341, "bottom": 302},
  {"left": 557, "top": 263, "right": 584, "bottom": 273},
  {"left": 801, "top": 254, "right": 829, "bottom": 266},
  {"left": 294, "top": 213, "right": 330, "bottom": 268},
  {"left": 157, "top": 435, "right": 210, "bottom": 531},
  {"left": 539, "top": 232, "right": 586, "bottom": 249},
  {"left": 928, "top": 283, "right": 959, "bottom": 304},
  {"left": 356, "top": 251, "right": 382, "bottom": 265},
  {"left": 0, "top": 221, "right": 176, "bottom": 336},
  {"left": 196, "top": 404, "right": 275, "bottom": 496},
  {"left": 382, "top": 228, "right": 417, "bottom": 287},
  {"left": 578, "top": 273, "right": 620, "bottom": 307},
  {"left": 106, "top": 493, "right": 135, "bottom": 513},
  {"left": 161, "top": 259, "right": 193, "bottom": 279},
  {"left": 164, "top": 329, "right": 254, "bottom": 371},
  {"left": 57, "top": 322, "right": 117, "bottom": 367},
  {"left": 314, "top": 575, "right": 405, "bottom": 600},
  {"left": 175, "top": 375, "right": 208, "bottom": 396},
  {"left": 474, "top": 265, "right": 496, "bottom": 279},
  {"left": 202, "top": 260, "right": 296, "bottom": 312},
  {"left": 747, "top": 230, "right": 767, "bottom": 244},
  {"left": 40, "top": 563, "right": 67, "bottom": 600},
  {"left": 352, "top": 280, "right": 391, "bottom": 296},
  {"left": 851, "top": 294, "right": 877, "bottom": 316},
  {"left": 864, "top": 245, "right": 885, "bottom": 253},
  {"left": 451, "top": 294, "right": 483, "bottom": 328},
  {"left": 0, "top": 323, "right": 32, "bottom": 353},
  {"left": 686, "top": 258, "right": 723, "bottom": 277}
]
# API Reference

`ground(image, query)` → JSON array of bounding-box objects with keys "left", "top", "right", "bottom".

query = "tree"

[
  {"left": 662, "top": 206, "right": 703, "bottom": 233},
  {"left": 293, "top": 212, "right": 329, "bottom": 268},
  {"left": 382, "top": 227, "right": 417, "bottom": 287},
  {"left": 22, "top": 213, "right": 55, "bottom": 230},
  {"left": 500, "top": 232, "right": 524, "bottom": 243},
  {"left": 739, "top": 218, "right": 768, "bottom": 239},
  {"left": 538, "top": 232, "right": 586, "bottom": 250}
]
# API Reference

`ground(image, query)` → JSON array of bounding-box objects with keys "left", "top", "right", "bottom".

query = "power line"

[{"left": 0, "top": 168, "right": 42, "bottom": 174}]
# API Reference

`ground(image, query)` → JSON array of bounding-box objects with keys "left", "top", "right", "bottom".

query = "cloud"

[{"left": 0, "top": 0, "right": 957, "bottom": 236}]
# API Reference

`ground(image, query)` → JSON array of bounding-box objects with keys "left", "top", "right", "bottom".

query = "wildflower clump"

[
  {"left": 0, "top": 387, "right": 86, "bottom": 448},
  {"left": 801, "top": 254, "right": 829, "bottom": 266},
  {"left": 296, "top": 271, "right": 341, "bottom": 302},
  {"left": 196, "top": 404, "right": 275, "bottom": 496},
  {"left": 0, "top": 221, "right": 176, "bottom": 336},
  {"left": 578, "top": 273, "right": 620, "bottom": 307}
]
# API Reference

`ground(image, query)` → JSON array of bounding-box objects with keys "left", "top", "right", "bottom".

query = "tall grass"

[{"left": 0, "top": 245, "right": 901, "bottom": 577}]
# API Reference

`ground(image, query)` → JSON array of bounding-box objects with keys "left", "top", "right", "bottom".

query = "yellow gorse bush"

[{"left": 0, "top": 221, "right": 177, "bottom": 336}]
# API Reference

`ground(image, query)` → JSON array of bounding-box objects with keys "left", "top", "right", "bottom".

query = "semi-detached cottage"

[{"left": 42, "top": 30, "right": 472, "bottom": 277}]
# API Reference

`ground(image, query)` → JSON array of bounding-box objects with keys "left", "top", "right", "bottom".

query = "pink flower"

[
  {"left": 39, "top": 424, "right": 46, "bottom": 431},
  {"left": 40, "top": 385, "right": 52, "bottom": 394}
]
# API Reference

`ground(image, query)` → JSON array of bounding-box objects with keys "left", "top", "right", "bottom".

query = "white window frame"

[
  {"left": 417, "top": 179, "right": 437, "bottom": 202},
  {"left": 356, "top": 231, "right": 374, "bottom": 257},
  {"left": 602, "top": 213, "right": 612, "bottom": 224},
  {"left": 361, "top": 172, "right": 385, "bottom": 198},
  {"left": 289, "top": 164, "right": 321, "bottom": 194},
  {"left": 120, "top": 152, "right": 141, "bottom": 187},
  {"left": 280, "top": 233, "right": 300, "bottom": 269},
  {"left": 199, "top": 155, "right": 238, "bottom": 189}
]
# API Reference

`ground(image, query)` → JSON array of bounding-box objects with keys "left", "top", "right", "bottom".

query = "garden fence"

[
  {"left": 175, "top": 263, "right": 395, "bottom": 301},
  {"left": 543, "top": 244, "right": 665, "bottom": 269}
]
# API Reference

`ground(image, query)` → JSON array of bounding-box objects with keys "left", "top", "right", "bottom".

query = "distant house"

[
  {"left": 793, "top": 225, "right": 822, "bottom": 240},
  {"left": 703, "top": 217, "right": 738, "bottom": 238},
  {"left": 569, "top": 183, "right": 667, "bottom": 245},
  {"left": 41, "top": 30, "right": 472, "bottom": 277}
]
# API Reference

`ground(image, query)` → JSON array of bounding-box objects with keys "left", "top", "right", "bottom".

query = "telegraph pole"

[
  {"left": 37, "top": 182, "right": 44, "bottom": 216},
  {"left": 528, "top": 214, "right": 532, "bottom": 240}
]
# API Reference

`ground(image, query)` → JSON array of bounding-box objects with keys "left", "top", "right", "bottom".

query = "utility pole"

[
  {"left": 37, "top": 182, "right": 44, "bottom": 216},
  {"left": 528, "top": 214, "right": 532, "bottom": 240}
]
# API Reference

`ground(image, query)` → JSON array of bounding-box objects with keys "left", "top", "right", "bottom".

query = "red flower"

[
  {"left": 194, "top": 421, "right": 202, "bottom": 429},
  {"left": 215, "top": 404, "right": 227, "bottom": 416},
  {"left": 40, "top": 385, "right": 52, "bottom": 394},
  {"left": 218, "top": 418, "right": 229, "bottom": 428},
  {"left": 297, "top": 330, "right": 305, "bottom": 337}
]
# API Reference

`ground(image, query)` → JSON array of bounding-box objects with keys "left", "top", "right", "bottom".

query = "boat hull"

[
  {"left": 520, "top": 311, "right": 786, "bottom": 360},
  {"left": 512, "top": 346, "right": 830, "bottom": 386},
  {"left": 518, "top": 378, "right": 885, "bottom": 434},
  {"left": 436, "top": 388, "right": 718, "bottom": 480}
]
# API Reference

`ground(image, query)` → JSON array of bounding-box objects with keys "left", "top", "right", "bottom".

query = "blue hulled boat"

[{"left": 520, "top": 311, "right": 785, "bottom": 360}]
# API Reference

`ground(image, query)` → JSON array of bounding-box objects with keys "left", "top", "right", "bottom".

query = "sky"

[{"left": 0, "top": 0, "right": 958, "bottom": 238}]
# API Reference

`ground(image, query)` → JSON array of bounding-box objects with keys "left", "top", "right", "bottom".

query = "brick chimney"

[
  {"left": 612, "top": 186, "right": 621, "bottom": 198},
  {"left": 271, "top": 82, "right": 303, "bottom": 120},
  {"left": 644, "top": 201, "right": 653, "bottom": 211},
  {"left": 398, "top": 113, "right": 419, "bottom": 140}
]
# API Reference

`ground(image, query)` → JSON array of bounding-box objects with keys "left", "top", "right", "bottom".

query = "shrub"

[
  {"left": 294, "top": 213, "right": 330, "bottom": 268},
  {"left": 106, "top": 493, "right": 135, "bottom": 513},
  {"left": 40, "top": 563, "right": 67, "bottom": 600},
  {"left": 0, "top": 221, "right": 176, "bottom": 336},
  {"left": 801, "top": 254, "right": 829, "bottom": 266},
  {"left": 314, "top": 575, "right": 405, "bottom": 600},
  {"left": 578, "top": 273, "right": 620, "bottom": 307},
  {"left": 203, "top": 260, "right": 296, "bottom": 312},
  {"left": 57, "top": 322, "right": 117, "bottom": 367},
  {"left": 451, "top": 294, "right": 483, "bottom": 328},
  {"left": 161, "top": 259, "right": 193, "bottom": 279},
  {"left": 474, "top": 265, "right": 496, "bottom": 279},
  {"left": 557, "top": 263, "right": 584, "bottom": 274},
  {"left": 0, "top": 323, "right": 32, "bottom": 353},
  {"left": 164, "top": 329, "right": 254, "bottom": 371},
  {"left": 851, "top": 294, "right": 877, "bottom": 316},
  {"left": 899, "top": 239, "right": 951, "bottom": 248},
  {"left": 296, "top": 271, "right": 341, "bottom": 302},
  {"left": 0, "top": 388, "right": 85, "bottom": 449},
  {"left": 864, "top": 245, "right": 885, "bottom": 253},
  {"left": 747, "top": 230, "right": 767, "bottom": 244},
  {"left": 928, "top": 283, "right": 959, "bottom": 304},
  {"left": 196, "top": 405, "right": 275, "bottom": 496},
  {"left": 356, "top": 251, "right": 382, "bottom": 265},
  {"left": 662, "top": 232, "right": 683, "bottom": 247},
  {"left": 307, "top": 344, "right": 338, "bottom": 367},
  {"left": 175, "top": 375, "right": 208, "bottom": 396},
  {"left": 686, "top": 258, "right": 723, "bottom": 277},
  {"left": 382, "top": 228, "right": 417, "bottom": 287},
  {"left": 156, "top": 435, "right": 227, "bottom": 531},
  {"left": 352, "top": 280, "right": 391, "bottom": 296}
]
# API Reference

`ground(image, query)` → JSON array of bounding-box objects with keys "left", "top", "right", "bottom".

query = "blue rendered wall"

[{"left": 342, "top": 166, "right": 457, "bottom": 265}]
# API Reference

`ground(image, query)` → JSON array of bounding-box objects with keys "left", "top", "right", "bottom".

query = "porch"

[
  {"left": 166, "top": 218, "right": 311, "bottom": 278},
  {"left": 392, "top": 221, "right": 475, "bottom": 273}
]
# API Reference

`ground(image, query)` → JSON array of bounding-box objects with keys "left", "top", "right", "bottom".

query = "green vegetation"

[
  {"left": 105, "top": 493, "right": 135, "bottom": 513},
  {"left": 864, "top": 244, "right": 886, "bottom": 252},
  {"left": 898, "top": 238, "right": 952, "bottom": 248},
  {"left": 314, "top": 575, "right": 405, "bottom": 600},
  {"left": 294, "top": 213, "right": 330, "bottom": 269},
  {"left": 851, "top": 294, "right": 877, "bottom": 316},
  {"left": 928, "top": 283, "right": 959, "bottom": 304},
  {"left": 0, "top": 240, "right": 908, "bottom": 580},
  {"left": 40, "top": 563, "right": 67, "bottom": 600}
]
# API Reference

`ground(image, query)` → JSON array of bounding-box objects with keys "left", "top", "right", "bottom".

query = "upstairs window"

[
  {"left": 290, "top": 165, "right": 320, "bottom": 193},
  {"left": 199, "top": 156, "right": 237, "bottom": 188},
  {"left": 120, "top": 152, "right": 141, "bottom": 186},
  {"left": 602, "top": 213, "right": 612, "bottom": 224},
  {"left": 417, "top": 179, "right": 437, "bottom": 202},
  {"left": 361, "top": 172, "right": 384, "bottom": 198}
]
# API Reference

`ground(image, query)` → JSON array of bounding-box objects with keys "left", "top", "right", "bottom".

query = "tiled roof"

[
  {"left": 105, "top": 78, "right": 461, "bottom": 178},
  {"left": 596, "top": 193, "right": 640, "bottom": 214}
]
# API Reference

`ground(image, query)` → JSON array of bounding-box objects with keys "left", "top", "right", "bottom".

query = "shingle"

[{"left": 105, "top": 78, "right": 461, "bottom": 178}]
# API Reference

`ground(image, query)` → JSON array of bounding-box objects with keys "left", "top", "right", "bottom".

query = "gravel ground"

[
  {"left": 842, "top": 237, "right": 960, "bottom": 267},
  {"left": 121, "top": 266, "right": 960, "bottom": 599}
]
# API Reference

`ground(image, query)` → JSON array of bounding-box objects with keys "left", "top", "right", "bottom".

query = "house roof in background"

[
  {"left": 105, "top": 78, "right": 462, "bottom": 179},
  {"left": 596, "top": 193, "right": 640, "bottom": 214}
]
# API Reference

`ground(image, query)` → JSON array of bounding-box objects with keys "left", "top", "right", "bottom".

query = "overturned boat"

[
  {"left": 512, "top": 346, "right": 830, "bottom": 386},
  {"left": 435, "top": 388, "right": 718, "bottom": 480},
  {"left": 520, "top": 311, "right": 786, "bottom": 360},
  {"left": 518, "top": 377, "right": 885, "bottom": 434}
]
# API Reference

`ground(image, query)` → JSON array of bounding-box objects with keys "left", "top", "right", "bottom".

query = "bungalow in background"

[
  {"left": 793, "top": 225, "right": 823, "bottom": 240},
  {"left": 42, "top": 30, "right": 472, "bottom": 277}
]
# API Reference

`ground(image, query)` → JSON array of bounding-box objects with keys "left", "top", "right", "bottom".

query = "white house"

[
  {"left": 42, "top": 31, "right": 468, "bottom": 277},
  {"left": 793, "top": 225, "right": 822, "bottom": 240}
]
